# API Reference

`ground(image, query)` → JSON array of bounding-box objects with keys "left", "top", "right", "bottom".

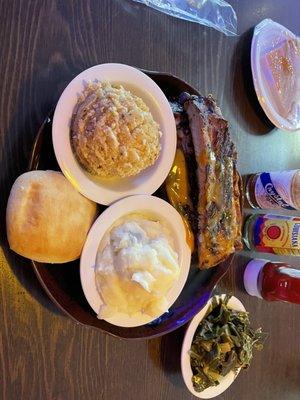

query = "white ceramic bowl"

[
  {"left": 80, "top": 195, "right": 191, "bottom": 328},
  {"left": 52, "top": 63, "right": 176, "bottom": 205},
  {"left": 181, "top": 295, "right": 245, "bottom": 398}
]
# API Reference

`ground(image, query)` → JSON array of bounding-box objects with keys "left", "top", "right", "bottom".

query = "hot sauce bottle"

[
  {"left": 244, "top": 259, "right": 300, "bottom": 304},
  {"left": 243, "top": 214, "right": 300, "bottom": 256}
]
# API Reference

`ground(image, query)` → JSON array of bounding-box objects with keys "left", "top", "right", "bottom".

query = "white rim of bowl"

[
  {"left": 80, "top": 194, "right": 191, "bottom": 328},
  {"left": 52, "top": 63, "right": 176, "bottom": 205},
  {"left": 181, "top": 295, "right": 246, "bottom": 398}
]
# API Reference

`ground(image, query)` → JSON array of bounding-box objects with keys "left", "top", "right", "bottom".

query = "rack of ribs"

[{"left": 182, "top": 94, "right": 243, "bottom": 269}]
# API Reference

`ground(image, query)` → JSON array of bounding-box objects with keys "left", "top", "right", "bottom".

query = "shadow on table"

[
  {"left": 147, "top": 324, "right": 187, "bottom": 388},
  {"left": 230, "top": 27, "right": 274, "bottom": 136},
  {"left": 231, "top": 253, "right": 252, "bottom": 295}
]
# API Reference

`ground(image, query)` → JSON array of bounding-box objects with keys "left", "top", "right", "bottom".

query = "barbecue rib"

[{"left": 183, "top": 94, "right": 243, "bottom": 269}]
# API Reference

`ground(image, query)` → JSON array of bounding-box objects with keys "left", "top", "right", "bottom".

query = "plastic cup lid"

[
  {"left": 243, "top": 259, "right": 268, "bottom": 298},
  {"left": 251, "top": 19, "right": 300, "bottom": 132}
]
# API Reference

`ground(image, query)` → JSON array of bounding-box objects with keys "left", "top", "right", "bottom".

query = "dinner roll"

[{"left": 6, "top": 170, "right": 97, "bottom": 263}]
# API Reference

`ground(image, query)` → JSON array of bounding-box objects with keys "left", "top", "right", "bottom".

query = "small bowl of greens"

[{"left": 181, "top": 295, "right": 264, "bottom": 398}]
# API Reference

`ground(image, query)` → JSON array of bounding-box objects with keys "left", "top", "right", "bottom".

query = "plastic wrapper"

[
  {"left": 132, "top": 0, "right": 237, "bottom": 36},
  {"left": 252, "top": 19, "right": 300, "bottom": 131}
]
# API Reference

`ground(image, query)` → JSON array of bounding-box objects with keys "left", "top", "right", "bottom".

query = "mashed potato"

[
  {"left": 70, "top": 81, "right": 161, "bottom": 178},
  {"left": 95, "top": 214, "right": 180, "bottom": 319}
]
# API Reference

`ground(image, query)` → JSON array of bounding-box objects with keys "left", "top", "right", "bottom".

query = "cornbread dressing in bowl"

[
  {"left": 52, "top": 63, "right": 176, "bottom": 205},
  {"left": 71, "top": 82, "right": 161, "bottom": 179}
]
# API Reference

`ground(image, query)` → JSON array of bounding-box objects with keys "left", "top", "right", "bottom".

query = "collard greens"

[{"left": 190, "top": 296, "right": 265, "bottom": 392}]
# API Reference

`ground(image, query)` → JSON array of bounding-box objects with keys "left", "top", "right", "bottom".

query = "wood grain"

[{"left": 1, "top": 0, "right": 300, "bottom": 399}]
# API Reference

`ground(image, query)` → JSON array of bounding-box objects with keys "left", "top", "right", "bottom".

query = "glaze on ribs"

[{"left": 183, "top": 94, "right": 243, "bottom": 269}]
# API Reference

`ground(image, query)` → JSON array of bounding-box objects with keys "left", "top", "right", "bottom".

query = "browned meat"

[
  {"left": 170, "top": 100, "right": 199, "bottom": 230},
  {"left": 183, "top": 94, "right": 242, "bottom": 269}
]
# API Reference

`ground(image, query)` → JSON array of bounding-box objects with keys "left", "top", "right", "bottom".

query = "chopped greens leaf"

[{"left": 190, "top": 296, "right": 266, "bottom": 392}]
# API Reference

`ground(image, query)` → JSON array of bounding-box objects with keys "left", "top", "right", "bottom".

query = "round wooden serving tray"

[{"left": 28, "top": 70, "right": 235, "bottom": 339}]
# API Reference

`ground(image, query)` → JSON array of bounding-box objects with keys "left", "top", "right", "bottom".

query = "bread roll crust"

[{"left": 6, "top": 170, "right": 97, "bottom": 263}]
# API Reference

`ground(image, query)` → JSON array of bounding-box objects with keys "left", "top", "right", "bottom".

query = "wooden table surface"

[{"left": 1, "top": 1, "right": 300, "bottom": 399}]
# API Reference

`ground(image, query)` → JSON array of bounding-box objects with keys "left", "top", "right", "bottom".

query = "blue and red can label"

[{"left": 252, "top": 214, "right": 300, "bottom": 255}]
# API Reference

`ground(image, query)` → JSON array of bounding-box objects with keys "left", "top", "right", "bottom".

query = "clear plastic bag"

[{"left": 132, "top": 0, "right": 237, "bottom": 36}]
